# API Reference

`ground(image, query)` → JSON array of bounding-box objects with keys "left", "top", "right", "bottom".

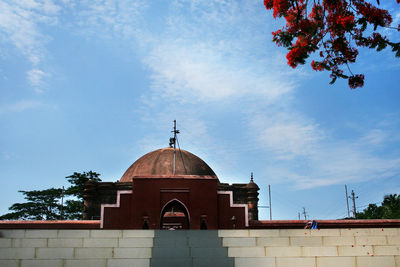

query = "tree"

[
  {"left": 63, "top": 171, "right": 101, "bottom": 220},
  {"left": 357, "top": 194, "right": 400, "bottom": 219},
  {"left": 0, "top": 188, "right": 63, "bottom": 220},
  {"left": 263, "top": 0, "right": 400, "bottom": 89},
  {"left": 65, "top": 171, "right": 101, "bottom": 199},
  {"left": 0, "top": 171, "right": 101, "bottom": 220},
  {"left": 381, "top": 194, "right": 400, "bottom": 218},
  {"left": 356, "top": 203, "right": 385, "bottom": 219}
]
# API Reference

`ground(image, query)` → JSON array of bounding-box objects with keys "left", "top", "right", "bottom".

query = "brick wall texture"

[{"left": 0, "top": 228, "right": 399, "bottom": 267}]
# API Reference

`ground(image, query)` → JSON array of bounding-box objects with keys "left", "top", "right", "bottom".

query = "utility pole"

[
  {"left": 60, "top": 186, "right": 64, "bottom": 220},
  {"left": 298, "top": 212, "right": 301, "bottom": 220},
  {"left": 345, "top": 185, "right": 350, "bottom": 218},
  {"left": 349, "top": 190, "right": 358, "bottom": 218},
  {"left": 302, "top": 207, "right": 308, "bottom": 220},
  {"left": 268, "top": 184, "right": 272, "bottom": 220}
]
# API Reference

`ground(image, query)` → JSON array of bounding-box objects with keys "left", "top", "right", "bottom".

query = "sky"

[{"left": 1, "top": 0, "right": 400, "bottom": 220}]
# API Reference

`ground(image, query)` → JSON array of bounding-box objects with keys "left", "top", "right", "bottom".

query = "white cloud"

[
  {"left": 145, "top": 42, "right": 293, "bottom": 103},
  {"left": 251, "top": 113, "right": 400, "bottom": 190},
  {"left": 0, "top": 0, "right": 61, "bottom": 91},
  {"left": 297, "top": 146, "right": 400, "bottom": 189},
  {"left": 0, "top": 0, "right": 147, "bottom": 92},
  {"left": 141, "top": 0, "right": 296, "bottom": 104},
  {"left": 70, "top": 0, "right": 147, "bottom": 40},
  {"left": 0, "top": 0, "right": 60, "bottom": 63},
  {"left": 250, "top": 112, "right": 323, "bottom": 159},
  {"left": 27, "top": 68, "right": 48, "bottom": 92},
  {"left": 361, "top": 129, "right": 388, "bottom": 146},
  {"left": 0, "top": 100, "right": 42, "bottom": 114}
]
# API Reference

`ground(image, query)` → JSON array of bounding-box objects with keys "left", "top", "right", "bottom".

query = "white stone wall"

[
  {"left": 1, "top": 228, "right": 399, "bottom": 267},
  {"left": 219, "top": 228, "right": 400, "bottom": 267},
  {"left": 0, "top": 229, "right": 154, "bottom": 267}
]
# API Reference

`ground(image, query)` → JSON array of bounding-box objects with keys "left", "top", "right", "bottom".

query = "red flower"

[
  {"left": 264, "top": 0, "right": 398, "bottom": 89},
  {"left": 311, "top": 60, "right": 325, "bottom": 71}
]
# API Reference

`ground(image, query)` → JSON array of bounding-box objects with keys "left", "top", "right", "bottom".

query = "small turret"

[{"left": 246, "top": 172, "right": 260, "bottom": 221}]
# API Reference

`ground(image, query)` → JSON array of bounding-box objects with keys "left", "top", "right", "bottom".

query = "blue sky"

[{"left": 1, "top": 0, "right": 399, "bottom": 220}]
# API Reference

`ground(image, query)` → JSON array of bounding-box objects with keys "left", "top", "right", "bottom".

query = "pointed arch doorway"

[{"left": 160, "top": 199, "right": 190, "bottom": 230}]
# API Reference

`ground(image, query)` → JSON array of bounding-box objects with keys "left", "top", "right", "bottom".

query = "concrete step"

[
  {"left": 152, "top": 247, "right": 228, "bottom": 258},
  {"left": 153, "top": 237, "right": 222, "bottom": 248},
  {"left": 151, "top": 257, "right": 233, "bottom": 267},
  {"left": 151, "top": 230, "right": 234, "bottom": 267},
  {"left": 154, "top": 230, "right": 219, "bottom": 238},
  {"left": 153, "top": 237, "right": 188, "bottom": 247},
  {"left": 193, "top": 257, "right": 234, "bottom": 267},
  {"left": 190, "top": 247, "right": 228, "bottom": 258},
  {"left": 152, "top": 247, "right": 190, "bottom": 258},
  {"left": 151, "top": 258, "right": 192, "bottom": 267},
  {"left": 188, "top": 237, "right": 222, "bottom": 247}
]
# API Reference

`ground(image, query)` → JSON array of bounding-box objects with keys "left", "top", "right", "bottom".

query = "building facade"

[{"left": 83, "top": 147, "right": 259, "bottom": 229}]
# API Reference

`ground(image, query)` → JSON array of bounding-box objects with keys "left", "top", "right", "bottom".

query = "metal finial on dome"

[
  {"left": 170, "top": 120, "right": 180, "bottom": 175},
  {"left": 250, "top": 172, "right": 254, "bottom": 182},
  {"left": 169, "top": 120, "right": 180, "bottom": 148}
]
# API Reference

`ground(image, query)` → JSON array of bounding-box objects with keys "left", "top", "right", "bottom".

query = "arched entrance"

[{"left": 160, "top": 199, "right": 190, "bottom": 230}]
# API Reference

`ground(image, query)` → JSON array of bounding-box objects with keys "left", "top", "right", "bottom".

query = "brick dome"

[{"left": 120, "top": 148, "right": 217, "bottom": 181}]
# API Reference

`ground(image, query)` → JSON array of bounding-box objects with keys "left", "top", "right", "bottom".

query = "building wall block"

[
  {"left": 223, "top": 228, "right": 400, "bottom": 267},
  {"left": 0, "top": 228, "right": 400, "bottom": 267},
  {"left": 0, "top": 229, "right": 155, "bottom": 267}
]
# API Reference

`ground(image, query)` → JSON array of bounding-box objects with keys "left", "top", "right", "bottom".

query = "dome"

[
  {"left": 246, "top": 181, "right": 260, "bottom": 190},
  {"left": 120, "top": 147, "right": 217, "bottom": 182}
]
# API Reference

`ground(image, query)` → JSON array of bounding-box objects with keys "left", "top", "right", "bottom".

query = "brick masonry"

[{"left": 0, "top": 228, "right": 399, "bottom": 266}]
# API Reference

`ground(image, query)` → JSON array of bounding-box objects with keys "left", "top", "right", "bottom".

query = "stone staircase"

[{"left": 151, "top": 230, "right": 234, "bottom": 267}]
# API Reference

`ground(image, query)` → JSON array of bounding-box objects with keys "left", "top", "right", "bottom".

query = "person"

[{"left": 304, "top": 220, "right": 318, "bottom": 229}]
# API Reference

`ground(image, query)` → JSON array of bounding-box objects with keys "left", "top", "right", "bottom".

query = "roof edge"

[
  {"left": 132, "top": 175, "right": 218, "bottom": 180},
  {"left": 0, "top": 220, "right": 100, "bottom": 229}
]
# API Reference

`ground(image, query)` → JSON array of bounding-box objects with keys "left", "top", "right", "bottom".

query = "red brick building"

[{"left": 83, "top": 147, "right": 260, "bottom": 229}]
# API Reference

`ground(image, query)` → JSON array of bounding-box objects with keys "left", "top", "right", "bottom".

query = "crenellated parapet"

[{"left": 83, "top": 180, "right": 132, "bottom": 220}]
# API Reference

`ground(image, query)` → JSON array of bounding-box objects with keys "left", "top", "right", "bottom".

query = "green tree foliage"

[
  {"left": 0, "top": 171, "right": 101, "bottom": 220},
  {"left": 357, "top": 194, "right": 400, "bottom": 219},
  {"left": 65, "top": 171, "right": 101, "bottom": 199},
  {"left": 63, "top": 171, "right": 101, "bottom": 219},
  {"left": 0, "top": 188, "right": 63, "bottom": 220}
]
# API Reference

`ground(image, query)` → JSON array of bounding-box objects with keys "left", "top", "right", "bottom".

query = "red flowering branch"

[{"left": 264, "top": 0, "right": 400, "bottom": 89}]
